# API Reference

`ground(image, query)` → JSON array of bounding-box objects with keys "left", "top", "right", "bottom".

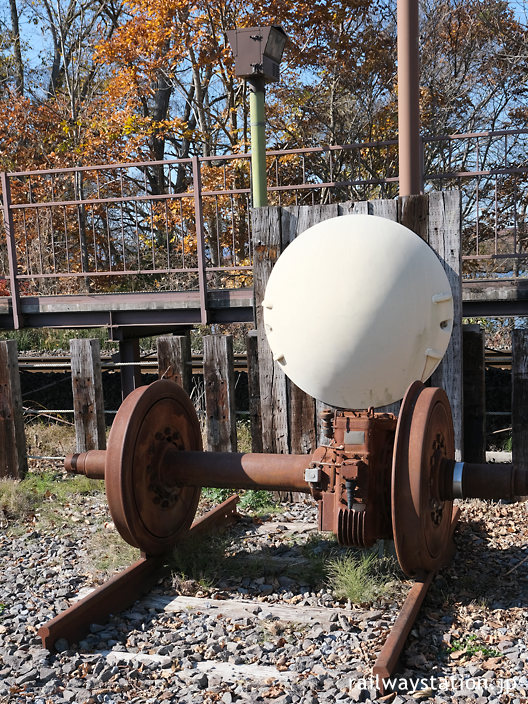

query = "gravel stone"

[{"left": 1, "top": 494, "right": 527, "bottom": 702}]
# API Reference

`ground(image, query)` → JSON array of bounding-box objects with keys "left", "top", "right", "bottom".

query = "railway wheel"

[
  {"left": 105, "top": 380, "right": 202, "bottom": 555},
  {"left": 391, "top": 381, "right": 455, "bottom": 577}
]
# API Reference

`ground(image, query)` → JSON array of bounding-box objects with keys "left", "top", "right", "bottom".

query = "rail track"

[
  {"left": 16, "top": 348, "right": 511, "bottom": 374},
  {"left": 17, "top": 352, "right": 249, "bottom": 375}
]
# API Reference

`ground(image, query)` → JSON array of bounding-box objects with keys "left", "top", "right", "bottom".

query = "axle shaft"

[
  {"left": 65, "top": 451, "right": 105, "bottom": 479},
  {"left": 66, "top": 448, "right": 312, "bottom": 494},
  {"left": 441, "top": 459, "right": 528, "bottom": 500},
  {"left": 161, "top": 449, "right": 312, "bottom": 493}
]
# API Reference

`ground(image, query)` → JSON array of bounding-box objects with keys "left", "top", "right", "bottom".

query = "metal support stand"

[
  {"left": 117, "top": 338, "right": 142, "bottom": 399},
  {"left": 397, "top": 0, "right": 422, "bottom": 195},
  {"left": 37, "top": 496, "right": 239, "bottom": 651},
  {"left": 248, "top": 79, "right": 267, "bottom": 207}
]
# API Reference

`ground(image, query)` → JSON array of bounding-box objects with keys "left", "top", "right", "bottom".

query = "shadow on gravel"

[{"left": 396, "top": 506, "right": 528, "bottom": 687}]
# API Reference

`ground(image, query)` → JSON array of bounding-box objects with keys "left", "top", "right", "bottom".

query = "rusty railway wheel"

[
  {"left": 391, "top": 381, "right": 455, "bottom": 577},
  {"left": 105, "top": 380, "right": 202, "bottom": 555}
]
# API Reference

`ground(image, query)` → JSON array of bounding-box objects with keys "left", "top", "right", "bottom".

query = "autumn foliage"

[{"left": 0, "top": 0, "right": 527, "bottom": 293}]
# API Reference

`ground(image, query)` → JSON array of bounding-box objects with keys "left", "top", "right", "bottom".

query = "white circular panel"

[{"left": 263, "top": 214, "right": 453, "bottom": 409}]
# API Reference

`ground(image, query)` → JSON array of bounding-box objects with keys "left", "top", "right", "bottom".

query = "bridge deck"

[
  {"left": 0, "top": 289, "right": 254, "bottom": 332},
  {"left": 0, "top": 280, "right": 525, "bottom": 332}
]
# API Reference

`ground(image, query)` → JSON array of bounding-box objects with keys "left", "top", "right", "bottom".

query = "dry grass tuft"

[{"left": 25, "top": 420, "right": 77, "bottom": 458}]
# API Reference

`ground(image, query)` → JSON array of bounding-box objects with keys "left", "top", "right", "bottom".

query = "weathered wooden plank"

[
  {"left": 281, "top": 204, "right": 339, "bottom": 248},
  {"left": 246, "top": 330, "right": 263, "bottom": 453},
  {"left": 368, "top": 199, "right": 398, "bottom": 220},
  {"left": 398, "top": 194, "right": 429, "bottom": 241},
  {"left": 462, "top": 324, "right": 486, "bottom": 463},
  {"left": 289, "top": 381, "right": 317, "bottom": 455},
  {"left": 157, "top": 334, "right": 192, "bottom": 394},
  {"left": 512, "top": 329, "right": 528, "bottom": 487},
  {"left": 142, "top": 592, "right": 353, "bottom": 626},
  {"left": 428, "top": 190, "right": 463, "bottom": 458},
  {"left": 280, "top": 205, "right": 301, "bottom": 249},
  {"left": 70, "top": 338, "right": 106, "bottom": 453},
  {"left": 338, "top": 201, "right": 369, "bottom": 215},
  {"left": 281, "top": 205, "right": 338, "bottom": 452},
  {"left": 295, "top": 204, "right": 339, "bottom": 240},
  {"left": 0, "top": 340, "right": 27, "bottom": 479},
  {"left": 251, "top": 207, "right": 289, "bottom": 454},
  {"left": 203, "top": 334, "right": 237, "bottom": 453}
]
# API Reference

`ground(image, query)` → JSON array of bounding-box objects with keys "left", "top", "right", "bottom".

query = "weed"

[
  {"left": 0, "top": 603, "right": 5, "bottom": 616},
  {"left": 470, "top": 596, "right": 492, "bottom": 610},
  {"left": 200, "top": 487, "right": 279, "bottom": 516},
  {"left": 0, "top": 479, "right": 39, "bottom": 522},
  {"left": 448, "top": 634, "right": 501, "bottom": 658},
  {"left": 26, "top": 471, "right": 100, "bottom": 500},
  {"left": 201, "top": 488, "right": 234, "bottom": 505},
  {"left": 85, "top": 529, "right": 141, "bottom": 575},
  {"left": 236, "top": 420, "right": 252, "bottom": 453},
  {"left": 0, "top": 471, "right": 102, "bottom": 524},
  {"left": 326, "top": 551, "right": 393, "bottom": 604},
  {"left": 239, "top": 490, "right": 277, "bottom": 514},
  {"left": 25, "top": 421, "right": 77, "bottom": 458},
  {"left": 297, "top": 532, "right": 337, "bottom": 554},
  {"left": 169, "top": 534, "right": 229, "bottom": 588}
]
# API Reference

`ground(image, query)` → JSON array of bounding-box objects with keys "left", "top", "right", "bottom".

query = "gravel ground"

[{"left": 1, "top": 481, "right": 528, "bottom": 704}]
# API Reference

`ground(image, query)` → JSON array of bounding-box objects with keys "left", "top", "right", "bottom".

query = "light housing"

[{"left": 227, "top": 26, "right": 287, "bottom": 83}]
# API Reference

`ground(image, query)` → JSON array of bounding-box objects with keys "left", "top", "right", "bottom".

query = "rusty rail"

[
  {"left": 37, "top": 495, "right": 239, "bottom": 651},
  {"left": 372, "top": 506, "right": 461, "bottom": 693}
]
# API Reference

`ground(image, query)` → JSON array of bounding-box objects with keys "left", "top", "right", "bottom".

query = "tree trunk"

[{"left": 9, "top": 0, "right": 24, "bottom": 95}]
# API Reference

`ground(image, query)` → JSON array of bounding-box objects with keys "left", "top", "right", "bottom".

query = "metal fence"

[{"left": 1, "top": 128, "right": 528, "bottom": 309}]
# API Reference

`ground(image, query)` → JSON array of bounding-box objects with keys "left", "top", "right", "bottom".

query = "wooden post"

[
  {"left": 428, "top": 191, "right": 463, "bottom": 459},
  {"left": 251, "top": 207, "right": 289, "bottom": 454},
  {"left": 282, "top": 205, "right": 338, "bottom": 451},
  {"left": 463, "top": 324, "right": 486, "bottom": 463},
  {"left": 512, "top": 329, "right": 528, "bottom": 483},
  {"left": 398, "top": 193, "right": 429, "bottom": 241},
  {"left": 203, "top": 334, "right": 237, "bottom": 453},
  {"left": 70, "top": 338, "right": 106, "bottom": 453},
  {"left": 157, "top": 334, "right": 192, "bottom": 394},
  {"left": 246, "top": 330, "right": 263, "bottom": 453},
  {"left": 0, "top": 340, "right": 27, "bottom": 479},
  {"left": 338, "top": 201, "right": 369, "bottom": 215},
  {"left": 369, "top": 198, "right": 398, "bottom": 220}
]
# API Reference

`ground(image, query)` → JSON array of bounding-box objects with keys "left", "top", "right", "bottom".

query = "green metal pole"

[{"left": 249, "top": 82, "right": 267, "bottom": 207}]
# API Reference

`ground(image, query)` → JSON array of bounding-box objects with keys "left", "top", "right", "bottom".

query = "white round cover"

[{"left": 262, "top": 214, "right": 453, "bottom": 409}]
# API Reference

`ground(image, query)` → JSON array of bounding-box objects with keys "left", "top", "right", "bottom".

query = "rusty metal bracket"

[{"left": 37, "top": 495, "right": 240, "bottom": 651}]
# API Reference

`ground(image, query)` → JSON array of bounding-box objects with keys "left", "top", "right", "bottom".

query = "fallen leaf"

[
  {"left": 262, "top": 686, "right": 285, "bottom": 698},
  {"left": 449, "top": 650, "right": 465, "bottom": 660},
  {"left": 412, "top": 687, "right": 435, "bottom": 699},
  {"left": 482, "top": 657, "right": 503, "bottom": 669}
]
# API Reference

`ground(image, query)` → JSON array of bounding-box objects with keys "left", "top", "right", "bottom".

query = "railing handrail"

[
  {"left": 1, "top": 126, "right": 528, "bottom": 329},
  {"left": 4, "top": 127, "right": 528, "bottom": 181}
]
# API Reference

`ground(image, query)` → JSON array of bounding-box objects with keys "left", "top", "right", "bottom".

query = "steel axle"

[
  {"left": 65, "top": 379, "right": 528, "bottom": 577},
  {"left": 66, "top": 449, "right": 312, "bottom": 493},
  {"left": 67, "top": 448, "right": 527, "bottom": 502}
]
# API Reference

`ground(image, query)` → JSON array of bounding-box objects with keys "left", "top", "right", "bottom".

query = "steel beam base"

[{"left": 37, "top": 496, "right": 239, "bottom": 651}]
